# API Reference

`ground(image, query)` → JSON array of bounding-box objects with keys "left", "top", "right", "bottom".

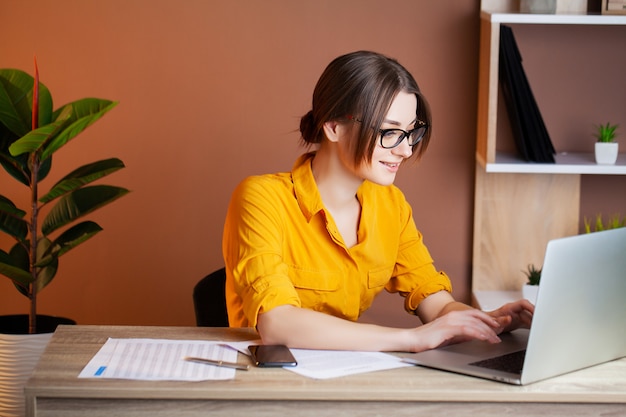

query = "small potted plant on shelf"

[
  {"left": 593, "top": 122, "right": 619, "bottom": 165},
  {"left": 522, "top": 264, "right": 541, "bottom": 305}
]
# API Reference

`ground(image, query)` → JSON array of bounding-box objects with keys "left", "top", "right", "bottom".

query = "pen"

[{"left": 184, "top": 356, "right": 250, "bottom": 371}]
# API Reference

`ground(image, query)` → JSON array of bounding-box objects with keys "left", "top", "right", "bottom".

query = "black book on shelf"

[{"left": 499, "top": 25, "right": 555, "bottom": 163}]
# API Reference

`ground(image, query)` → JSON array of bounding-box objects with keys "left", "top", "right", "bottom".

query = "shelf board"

[
  {"left": 482, "top": 11, "right": 626, "bottom": 25},
  {"left": 484, "top": 152, "right": 626, "bottom": 174}
]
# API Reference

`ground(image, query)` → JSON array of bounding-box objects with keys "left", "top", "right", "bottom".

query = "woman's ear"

[{"left": 322, "top": 120, "right": 342, "bottom": 143}]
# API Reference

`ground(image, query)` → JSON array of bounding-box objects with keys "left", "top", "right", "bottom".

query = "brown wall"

[{"left": 1, "top": 1, "right": 624, "bottom": 328}]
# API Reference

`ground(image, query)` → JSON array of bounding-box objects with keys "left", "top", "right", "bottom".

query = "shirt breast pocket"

[
  {"left": 290, "top": 267, "right": 340, "bottom": 292},
  {"left": 367, "top": 265, "right": 394, "bottom": 289},
  {"left": 289, "top": 266, "right": 342, "bottom": 313}
]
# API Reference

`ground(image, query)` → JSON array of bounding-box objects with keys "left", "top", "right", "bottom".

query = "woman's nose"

[{"left": 392, "top": 137, "right": 413, "bottom": 158}]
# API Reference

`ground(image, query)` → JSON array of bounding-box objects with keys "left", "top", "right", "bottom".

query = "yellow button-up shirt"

[{"left": 223, "top": 152, "right": 452, "bottom": 327}]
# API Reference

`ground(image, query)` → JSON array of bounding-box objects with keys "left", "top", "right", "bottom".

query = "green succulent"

[
  {"left": 584, "top": 214, "right": 626, "bottom": 233},
  {"left": 523, "top": 264, "right": 542, "bottom": 286},
  {"left": 593, "top": 122, "right": 619, "bottom": 143}
]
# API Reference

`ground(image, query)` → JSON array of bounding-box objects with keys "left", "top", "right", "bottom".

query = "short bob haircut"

[{"left": 299, "top": 50, "right": 431, "bottom": 165}]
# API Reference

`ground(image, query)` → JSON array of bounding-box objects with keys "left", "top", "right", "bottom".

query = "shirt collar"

[
  {"left": 292, "top": 152, "right": 326, "bottom": 222},
  {"left": 291, "top": 152, "right": 373, "bottom": 221}
]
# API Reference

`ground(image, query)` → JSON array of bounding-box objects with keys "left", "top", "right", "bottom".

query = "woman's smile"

[{"left": 380, "top": 160, "right": 401, "bottom": 172}]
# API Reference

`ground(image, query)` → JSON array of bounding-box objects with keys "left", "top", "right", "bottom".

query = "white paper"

[
  {"left": 286, "top": 348, "right": 413, "bottom": 379},
  {"left": 79, "top": 338, "right": 412, "bottom": 381},
  {"left": 78, "top": 338, "right": 252, "bottom": 381}
]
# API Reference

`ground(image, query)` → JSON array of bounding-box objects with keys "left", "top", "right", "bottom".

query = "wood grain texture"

[
  {"left": 25, "top": 326, "right": 626, "bottom": 417},
  {"left": 472, "top": 168, "right": 580, "bottom": 291},
  {"left": 476, "top": 16, "right": 500, "bottom": 166}
]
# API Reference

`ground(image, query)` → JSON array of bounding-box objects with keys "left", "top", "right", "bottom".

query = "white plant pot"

[
  {"left": 595, "top": 142, "right": 619, "bottom": 165},
  {"left": 0, "top": 315, "right": 74, "bottom": 417},
  {"left": 520, "top": 0, "right": 586, "bottom": 13},
  {"left": 0, "top": 332, "right": 53, "bottom": 417},
  {"left": 522, "top": 284, "right": 539, "bottom": 305},
  {"left": 520, "top": 0, "right": 556, "bottom": 13}
]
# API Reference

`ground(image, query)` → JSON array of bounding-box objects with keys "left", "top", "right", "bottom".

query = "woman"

[{"left": 222, "top": 51, "right": 533, "bottom": 352}]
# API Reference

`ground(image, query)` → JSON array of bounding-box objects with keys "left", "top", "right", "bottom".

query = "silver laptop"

[{"left": 404, "top": 227, "right": 626, "bottom": 385}]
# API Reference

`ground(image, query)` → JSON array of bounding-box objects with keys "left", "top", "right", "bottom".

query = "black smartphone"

[{"left": 248, "top": 344, "right": 297, "bottom": 367}]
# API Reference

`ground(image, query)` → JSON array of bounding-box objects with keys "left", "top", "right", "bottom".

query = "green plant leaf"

[
  {"left": 9, "top": 241, "right": 29, "bottom": 271},
  {"left": 41, "top": 185, "right": 129, "bottom": 236},
  {"left": 34, "top": 261, "right": 57, "bottom": 294},
  {"left": 9, "top": 242, "right": 31, "bottom": 296},
  {"left": 34, "top": 237, "right": 57, "bottom": 293},
  {"left": 0, "top": 195, "right": 26, "bottom": 217},
  {"left": 37, "top": 221, "right": 103, "bottom": 266},
  {"left": 0, "top": 69, "right": 53, "bottom": 137},
  {"left": 0, "top": 143, "right": 52, "bottom": 185},
  {"left": 0, "top": 69, "right": 53, "bottom": 186},
  {"left": 0, "top": 71, "right": 32, "bottom": 136},
  {"left": 0, "top": 247, "right": 33, "bottom": 288},
  {"left": 40, "top": 99, "right": 118, "bottom": 161},
  {"left": 0, "top": 194, "right": 28, "bottom": 241},
  {"left": 593, "top": 122, "right": 619, "bottom": 143},
  {"left": 0, "top": 151, "right": 30, "bottom": 185},
  {"left": 40, "top": 158, "right": 126, "bottom": 204},
  {"left": 585, "top": 213, "right": 626, "bottom": 233},
  {"left": 7, "top": 109, "right": 72, "bottom": 156},
  {"left": 523, "top": 264, "right": 542, "bottom": 285}
]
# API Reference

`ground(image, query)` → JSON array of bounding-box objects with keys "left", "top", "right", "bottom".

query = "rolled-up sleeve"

[
  {"left": 223, "top": 177, "right": 301, "bottom": 327},
  {"left": 384, "top": 193, "right": 453, "bottom": 314}
]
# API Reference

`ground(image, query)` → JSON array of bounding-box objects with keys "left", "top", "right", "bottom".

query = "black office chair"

[{"left": 193, "top": 267, "right": 229, "bottom": 327}]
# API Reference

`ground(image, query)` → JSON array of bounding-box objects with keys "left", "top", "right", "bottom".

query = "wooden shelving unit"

[
  {"left": 472, "top": 2, "right": 626, "bottom": 300},
  {"left": 487, "top": 152, "right": 626, "bottom": 174}
]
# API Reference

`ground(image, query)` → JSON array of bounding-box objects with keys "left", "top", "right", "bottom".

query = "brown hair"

[{"left": 299, "top": 51, "right": 431, "bottom": 164}]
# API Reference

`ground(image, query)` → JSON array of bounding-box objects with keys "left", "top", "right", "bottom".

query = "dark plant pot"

[{"left": 0, "top": 315, "right": 76, "bottom": 335}]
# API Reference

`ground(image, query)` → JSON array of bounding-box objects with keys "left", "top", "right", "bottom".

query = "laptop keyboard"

[{"left": 469, "top": 350, "right": 526, "bottom": 374}]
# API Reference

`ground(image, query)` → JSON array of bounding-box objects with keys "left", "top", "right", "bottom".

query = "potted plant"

[
  {"left": 522, "top": 263, "right": 541, "bottom": 305},
  {"left": 593, "top": 122, "right": 619, "bottom": 165},
  {"left": 584, "top": 213, "right": 625, "bottom": 233},
  {"left": 0, "top": 61, "right": 128, "bottom": 417}
]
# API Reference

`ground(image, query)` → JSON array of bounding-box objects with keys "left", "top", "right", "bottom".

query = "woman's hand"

[
  {"left": 413, "top": 291, "right": 534, "bottom": 351},
  {"left": 411, "top": 308, "right": 503, "bottom": 351},
  {"left": 487, "top": 299, "right": 534, "bottom": 334}
]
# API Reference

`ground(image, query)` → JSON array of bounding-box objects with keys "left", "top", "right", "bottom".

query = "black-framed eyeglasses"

[
  {"left": 378, "top": 123, "right": 428, "bottom": 149},
  {"left": 346, "top": 115, "right": 428, "bottom": 149}
]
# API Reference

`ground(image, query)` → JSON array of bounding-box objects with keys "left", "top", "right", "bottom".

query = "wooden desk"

[{"left": 25, "top": 325, "right": 626, "bottom": 417}]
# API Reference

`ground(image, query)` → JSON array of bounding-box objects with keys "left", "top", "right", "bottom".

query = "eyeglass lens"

[{"left": 379, "top": 126, "right": 427, "bottom": 149}]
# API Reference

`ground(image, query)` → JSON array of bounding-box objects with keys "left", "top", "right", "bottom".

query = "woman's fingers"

[
  {"left": 413, "top": 304, "right": 537, "bottom": 352},
  {"left": 488, "top": 300, "right": 535, "bottom": 333},
  {"left": 435, "top": 310, "right": 501, "bottom": 344}
]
